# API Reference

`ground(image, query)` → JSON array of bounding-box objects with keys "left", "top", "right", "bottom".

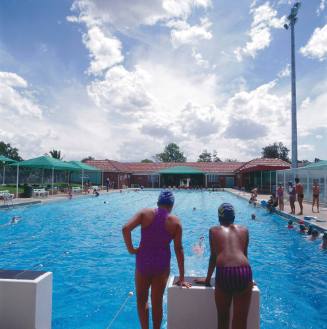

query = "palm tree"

[{"left": 49, "top": 149, "right": 63, "bottom": 160}]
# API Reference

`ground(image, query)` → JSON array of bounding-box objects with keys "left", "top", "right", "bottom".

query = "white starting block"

[
  {"left": 167, "top": 276, "right": 260, "bottom": 329},
  {"left": 0, "top": 270, "right": 52, "bottom": 329}
]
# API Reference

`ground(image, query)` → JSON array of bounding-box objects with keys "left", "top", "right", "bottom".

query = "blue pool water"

[{"left": 0, "top": 191, "right": 326, "bottom": 329}]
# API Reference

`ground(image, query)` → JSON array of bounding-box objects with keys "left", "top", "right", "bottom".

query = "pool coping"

[{"left": 226, "top": 188, "right": 327, "bottom": 233}]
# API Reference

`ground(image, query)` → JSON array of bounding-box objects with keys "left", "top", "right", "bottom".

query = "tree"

[
  {"left": 141, "top": 159, "right": 154, "bottom": 163},
  {"left": 81, "top": 156, "right": 95, "bottom": 163},
  {"left": 49, "top": 149, "right": 63, "bottom": 160},
  {"left": 225, "top": 158, "right": 238, "bottom": 162},
  {"left": 212, "top": 150, "right": 222, "bottom": 162},
  {"left": 155, "top": 143, "right": 186, "bottom": 162},
  {"left": 198, "top": 150, "right": 212, "bottom": 162},
  {"left": 0, "top": 141, "right": 22, "bottom": 161},
  {"left": 262, "top": 142, "right": 289, "bottom": 162}
]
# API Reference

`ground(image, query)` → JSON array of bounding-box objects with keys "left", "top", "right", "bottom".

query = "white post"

[
  {"left": 51, "top": 168, "right": 54, "bottom": 195},
  {"left": 306, "top": 173, "right": 310, "bottom": 202},
  {"left": 16, "top": 164, "right": 19, "bottom": 198},
  {"left": 81, "top": 169, "right": 84, "bottom": 191},
  {"left": 101, "top": 171, "right": 104, "bottom": 189},
  {"left": 2, "top": 162, "right": 5, "bottom": 185}
]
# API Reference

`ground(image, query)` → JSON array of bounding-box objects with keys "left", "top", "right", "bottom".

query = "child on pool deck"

[{"left": 195, "top": 203, "right": 253, "bottom": 329}]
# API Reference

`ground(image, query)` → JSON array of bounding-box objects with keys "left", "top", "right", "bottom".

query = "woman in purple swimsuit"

[
  {"left": 196, "top": 203, "right": 253, "bottom": 329},
  {"left": 122, "top": 190, "right": 190, "bottom": 329}
]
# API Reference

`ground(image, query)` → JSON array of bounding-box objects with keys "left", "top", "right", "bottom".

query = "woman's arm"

[
  {"left": 173, "top": 221, "right": 191, "bottom": 288},
  {"left": 122, "top": 211, "right": 143, "bottom": 254}
]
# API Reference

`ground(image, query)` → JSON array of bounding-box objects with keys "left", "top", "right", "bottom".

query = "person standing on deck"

[
  {"left": 122, "top": 190, "right": 191, "bottom": 329},
  {"left": 106, "top": 177, "right": 110, "bottom": 192},
  {"left": 312, "top": 180, "right": 320, "bottom": 213},
  {"left": 288, "top": 182, "right": 296, "bottom": 215},
  {"left": 277, "top": 184, "right": 284, "bottom": 211},
  {"left": 295, "top": 178, "right": 304, "bottom": 215}
]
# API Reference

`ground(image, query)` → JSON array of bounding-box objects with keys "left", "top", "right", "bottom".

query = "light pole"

[{"left": 284, "top": 1, "right": 301, "bottom": 171}]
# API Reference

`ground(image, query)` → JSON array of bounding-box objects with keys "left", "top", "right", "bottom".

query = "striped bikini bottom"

[{"left": 215, "top": 265, "right": 252, "bottom": 293}]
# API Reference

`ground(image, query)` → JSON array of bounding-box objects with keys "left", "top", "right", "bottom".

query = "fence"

[{"left": 276, "top": 167, "right": 327, "bottom": 204}]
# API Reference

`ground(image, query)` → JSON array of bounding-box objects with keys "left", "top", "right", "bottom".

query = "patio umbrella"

[
  {"left": 67, "top": 161, "right": 100, "bottom": 190},
  {"left": 0, "top": 155, "right": 17, "bottom": 186},
  {"left": 11, "top": 156, "right": 79, "bottom": 197}
]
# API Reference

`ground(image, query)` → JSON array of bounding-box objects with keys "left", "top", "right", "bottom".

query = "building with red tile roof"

[{"left": 84, "top": 158, "right": 290, "bottom": 192}]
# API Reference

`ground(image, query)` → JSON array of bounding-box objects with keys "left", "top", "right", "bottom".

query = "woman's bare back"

[{"left": 210, "top": 224, "right": 249, "bottom": 267}]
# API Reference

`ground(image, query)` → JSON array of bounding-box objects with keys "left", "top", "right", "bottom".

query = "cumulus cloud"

[
  {"left": 235, "top": 2, "right": 285, "bottom": 61},
  {"left": 169, "top": 17, "right": 213, "bottom": 47},
  {"left": 224, "top": 80, "right": 290, "bottom": 141},
  {"left": 225, "top": 119, "right": 268, "bottom": 140},
  {"left": 87, "top": 65, "right": 154, "bottom": 119},
  {"left": 0, "top": 72, "right": 42, "bottom": 118},
  {"left": 300, "top": 24, "right": 327, "bottom": 61},
  {"left": 192, "top": 48, "right": 209, "bottom": 68},
  {"left": 82, "top": 26, "right": 124, "bottom": 75},
  {"left": 179, "top": 103, "right": 220, "bottom": 138}
]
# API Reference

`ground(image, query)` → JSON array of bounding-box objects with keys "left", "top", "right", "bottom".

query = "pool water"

[{"left": 0, "top": 191, "right": 326, "bottom": 329}]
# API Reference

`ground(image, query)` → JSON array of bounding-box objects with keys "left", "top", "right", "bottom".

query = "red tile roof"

[
  {"left": 85, "top": 160, "right": 244, "bottom": 174},
  {"left": 236, "top": 158, "right": 291, "bottom": 173}
]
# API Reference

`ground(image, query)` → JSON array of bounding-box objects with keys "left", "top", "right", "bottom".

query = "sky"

[{"left": 0, "top": 0, "right": 326, "bottom": 162}]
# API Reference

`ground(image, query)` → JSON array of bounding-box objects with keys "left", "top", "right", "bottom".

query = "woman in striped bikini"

[
  {"left": 122, "top": 190, "right": 190, "bottom": 329},
  {"left": 196, "top": 203, "right": 253, "bottom": 329}
]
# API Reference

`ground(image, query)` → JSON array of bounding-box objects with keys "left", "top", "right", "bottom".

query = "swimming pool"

[{"left": 0, "top": 191, "right": 326, "bottom": 329}]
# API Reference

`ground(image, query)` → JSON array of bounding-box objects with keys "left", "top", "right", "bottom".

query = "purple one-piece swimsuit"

[{"left": 136, "top": 208, "right": 173, "bottom": 277}]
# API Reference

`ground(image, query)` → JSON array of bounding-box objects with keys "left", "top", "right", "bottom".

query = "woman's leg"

[
  {"left": 135, "top": 270, "right": 151, "bottom": 329},
  {"left": 232, "top": 284, "right": 253, "bottom": 329},
  {"left": 151, "top": 270, "right": 170, "bottom": 329},
  {"left": 215, "top": 286, "right": 233, "bottom": 329}
]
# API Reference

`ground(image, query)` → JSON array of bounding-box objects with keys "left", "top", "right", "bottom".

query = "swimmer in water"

[
  {"left": 192, "top": 237, "right": 205, "bottom": 256},
  {"left": 321, "top": 233, "right": 327, "bottom": 250},
  {"left": 299, "top": 224, "right": 306, "bottom": 234},
  {"left": 193, "top": 207, "right": 196, "bottom": 211},
  {"left": 307, "top": 225, "right": 313, "bottom": 235},
  {"left": 93, "top": 189, "right": 100, "bottom": 197},
  {"left": 287, "top": 220, "right": 294, "bottom": 229},
  {"left": 251, "top": 214, "right": 256, "bottom": 220},
  {"left": 309, "top": 229, "right": 319, "bottom": 241},
  {"left": 10, "top": 216, "right": 21, "bottom": 224}
]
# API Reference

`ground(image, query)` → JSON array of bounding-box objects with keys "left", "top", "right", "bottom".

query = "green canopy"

[
  {"left": 302, "top": 160, "right": 327, "bottom": 170},
  {"left": 11, "top": 156, "right": 79, "bottom": 171},
  {"left": 159, "top": 166, "right": 204, "bottom": 175},
  {"left": 0, "top": 155, "right": 17, "bottom": 164},
  {"left": 67, "top": 161, "right": 100, "bottom": 172}
]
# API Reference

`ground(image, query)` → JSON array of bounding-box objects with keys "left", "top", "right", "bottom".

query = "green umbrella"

[
  {"left": 11, "top": 156, "right": 80, "bottom": 196},
  {"left": 0, "top": 155, "right": 17, "bottom": 186},
  {"left": 67, "top": 161, "right": 100, "bottom": 190}
]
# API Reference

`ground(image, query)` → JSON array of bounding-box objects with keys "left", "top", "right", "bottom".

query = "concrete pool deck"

[
  {"left": 0, "top": 189, "right": 120, "bottom": 209},
  {"left": 227, "top": 188, "right": 327, "bottom": 231}
]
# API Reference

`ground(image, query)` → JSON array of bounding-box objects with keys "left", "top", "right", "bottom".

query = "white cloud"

[
  {"left": 0, "top": 72, "right": 42, "bottom": 118},
  {"left": 179, "top": 103, "right": 221, "bottom": 138},
  {"left": 300, "top": 24, "right": 327, "bottom": 61},
  {"left": 169, "top": 17, "right": 213, "bottom": 47},
  {"left": 278, "top": 64, "right": 291, "bottom": 78},
  {"left": 235, "top": 2, "right": 285, "bottom": 61},
  {"left": 82, "top": 26, "right": 124, "bottom": 76},
  {"left": 192, "top": 48, "right": 209, "bottom": 68},
  {"left": 87, "top": 65, "right": 154, "bottom": 119},
  {"left": 317, "top": 0, "right": 326, "bottom": 15}
]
